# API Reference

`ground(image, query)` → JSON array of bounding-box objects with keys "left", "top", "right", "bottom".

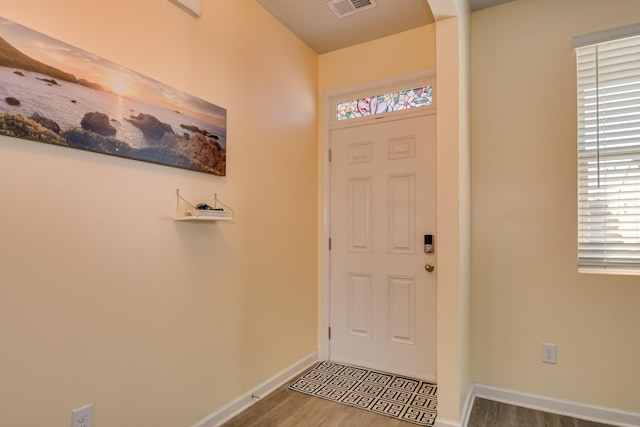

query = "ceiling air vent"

[{"left": 327, "top": 0, "right": 377, "bottom": 19}]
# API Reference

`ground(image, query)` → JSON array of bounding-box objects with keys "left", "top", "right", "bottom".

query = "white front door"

[{"left": 329, "top": 113, "right": 437, "bottom": 381}]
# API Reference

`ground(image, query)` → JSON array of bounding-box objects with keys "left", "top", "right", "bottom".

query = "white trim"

[
  {"left": 325, "top": 70, "right": 435, "bottom": 107},
  {"left": 572, "top": 22, "right": 640, "bottom": 48},
  {"left": 434, "top": 419, "right": 461, "bottom": 427},
  {"left": 579, "top": 266, "right": 640, "bottom": 277},
  {"left": 460, "top": 384, "right": 475, "bottom": 426},
  {"left": 472, "top": 384, "right": 640, "bottom": 427},
  {"left": 189, "top": 352, "right": 319, "bottom": 427},
  {"left": 434, "top": 383, "right": 473, "bottom": 427}
]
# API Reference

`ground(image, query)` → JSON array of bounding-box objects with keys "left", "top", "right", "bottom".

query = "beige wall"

[
  {"left": 472, "top": 0, "right": 640, "bottom": 412},
  {"left": 9, "top": 0, "right": 640, "bottom": 425},
  {"left": 0, "top": 1, "right": 318, "bottom": 426},
  {"left": 319, "top": 25, "right": 436, "bottom": 92}
]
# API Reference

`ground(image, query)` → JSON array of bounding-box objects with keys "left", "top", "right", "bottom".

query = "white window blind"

[{"left": 576, "top": 31, "right": 640, "bottom": 271}]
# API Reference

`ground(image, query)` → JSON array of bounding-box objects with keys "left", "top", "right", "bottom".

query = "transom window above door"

[{"left": 336, "top": 85, "right": 433, "bottom": 121}]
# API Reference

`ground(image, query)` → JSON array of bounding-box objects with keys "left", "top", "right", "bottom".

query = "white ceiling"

[{"left": 256, "top": 0, "right": 514, "bottom": 54}]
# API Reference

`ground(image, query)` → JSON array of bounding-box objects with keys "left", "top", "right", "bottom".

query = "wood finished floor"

[
  {"left": 468, "top": 398, "right": 614, "bottom": 427},
  {"left": 220, "top": 383, "right": 418, "bottom": 427},
  {"left": 222, "top": 387, "right": 617, "bottom": 427}
]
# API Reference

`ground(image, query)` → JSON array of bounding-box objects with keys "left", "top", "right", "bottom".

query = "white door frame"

[{"left": 320, "top": 69, "right": 437, "bottom": 361}]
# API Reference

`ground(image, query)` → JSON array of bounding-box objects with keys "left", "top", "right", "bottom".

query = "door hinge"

[
  {"left": 328, "top": 149, "right": 332, "bottom": 162},
  {"left": 328, "top": 326, "right": 331, "bottom": 340},
  {"left": 329, "top": 237, "right": 332, "bottom": 250}
]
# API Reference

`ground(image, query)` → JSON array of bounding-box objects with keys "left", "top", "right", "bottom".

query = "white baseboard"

[
  {"left": 188, "top": 364, "right": 640, "bottom": 427},
  {"left": 434, "top": 418, "right": 461, "bottom": 427},
  {"left": 189, "top": 352, "right": 319, "bottom": 427},
  {"left": 433, "top": 383, "right": 474, "bottom": 427},
  {"left": 472, "top": 384, "right": 640, "bottom": 427},
  {"left": 460, "top": 383, "right": 475, "bottom": 426}
]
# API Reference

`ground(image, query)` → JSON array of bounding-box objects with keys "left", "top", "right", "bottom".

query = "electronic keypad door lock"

[{"left": 424, "top": 234, "right": 434, "bottom": 254}]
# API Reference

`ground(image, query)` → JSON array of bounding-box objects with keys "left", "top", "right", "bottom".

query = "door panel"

[
  {"left": 388, "top": 275, "right": 416, "bottom": 345},
  {"left": 388, "top": 173, "right": 416, "bottom": 254},
  {"left": 329, "top": 114, "right": 436, "bottom": 381},
  {"left": 347, "top": 273, "right": 372, "bottom": 337},
  {"left": 347, "top": 177, "right": 372, "bottom": 252}
]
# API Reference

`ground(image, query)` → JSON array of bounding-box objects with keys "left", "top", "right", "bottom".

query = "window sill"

[{"left": 578, "top": 266, "right": 640, "bottom": 277}]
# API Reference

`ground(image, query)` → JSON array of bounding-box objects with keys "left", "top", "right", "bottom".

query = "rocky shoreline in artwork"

[
  {"left": 1, "top": 92, "right": 226, "bottom": 175},
  {"left": 0, "top": 34, "right": 225, "bottom": 176}
]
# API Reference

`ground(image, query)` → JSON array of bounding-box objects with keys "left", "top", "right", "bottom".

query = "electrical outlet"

[
  {"left": 542, "top": 343, "right": 557, "bottom": 364},
  {"left": 71, "top": 404, "right": 93, "bottom": 427}
]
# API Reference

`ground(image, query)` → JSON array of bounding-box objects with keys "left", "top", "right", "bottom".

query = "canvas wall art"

[{"left": 0, "top": 16, "right": 227, "bottom": 176}]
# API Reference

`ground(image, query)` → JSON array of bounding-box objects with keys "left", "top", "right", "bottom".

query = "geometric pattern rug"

[{"left": 288, "top": 361, "right": 437, "bottom": 426}]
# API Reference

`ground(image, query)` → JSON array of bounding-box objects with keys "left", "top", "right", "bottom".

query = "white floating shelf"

[
  {"left": 175, "top": 212, "right": 235, "bottom": 221},
  {"left": 174, "top": 189, "right": 235, "bottom": 222},
  {"left": 175, "top": 216, "right": 235, "bottom": 222},
  {"left": 175, "top": 215, "right": 236, "bottom": 221}
]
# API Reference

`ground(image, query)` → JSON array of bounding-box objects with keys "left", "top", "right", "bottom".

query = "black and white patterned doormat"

[{"left": 289, "top": 361, "right": 437, "bottom": 426}]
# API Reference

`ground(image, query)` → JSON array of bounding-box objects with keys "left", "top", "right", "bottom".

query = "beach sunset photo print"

[{"left": 0, "top": 16, "right": 227, "bottom": 176}]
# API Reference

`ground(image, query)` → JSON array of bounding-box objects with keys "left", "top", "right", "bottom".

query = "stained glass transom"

[{"left": 336, "top": 85, "right": 432, "bottom": 121}]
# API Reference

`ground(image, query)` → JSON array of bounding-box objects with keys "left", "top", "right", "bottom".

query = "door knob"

[{"left": 425, "top": 263, "right": 435, "bottom": 272}]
